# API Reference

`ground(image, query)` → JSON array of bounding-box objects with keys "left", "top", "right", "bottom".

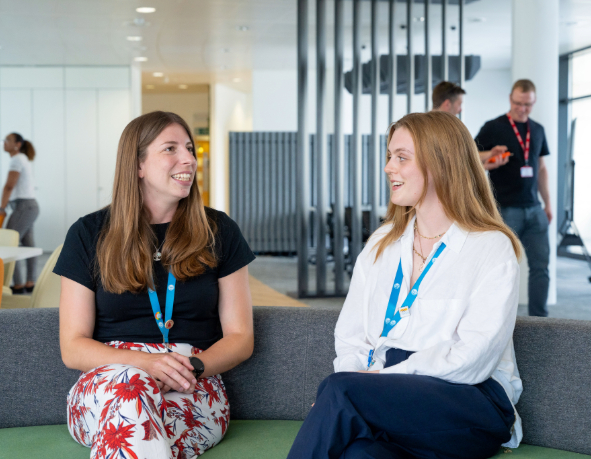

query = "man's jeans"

[{"left": 500, "top": 205, "right": 550, "bottom": 317}]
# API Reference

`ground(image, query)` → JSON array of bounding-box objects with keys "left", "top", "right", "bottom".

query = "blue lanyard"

[
  {"left": 147, "top": 271, "right": 177, "bottom": 346},
  {"left": 367, "top": 242, "right": 446, "bottom": 369}
]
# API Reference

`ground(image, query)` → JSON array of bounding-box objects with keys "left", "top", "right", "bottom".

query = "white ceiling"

[{"left": 0, "top": 0, "right": 590, "bottom": 85}]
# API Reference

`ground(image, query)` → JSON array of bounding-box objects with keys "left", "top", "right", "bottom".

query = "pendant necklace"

[
  {"left": 153, "top": 239, "right": 165, "bottom": 262},
  {"left": 413, "top": 222, "right": 446, "bottom": 273},
  {"left": 413, "top": 233, "right": 428, "bottom": 273}
]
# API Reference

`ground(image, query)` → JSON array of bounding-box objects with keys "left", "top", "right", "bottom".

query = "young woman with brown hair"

[
  {"left": 288, "top": 111, "right": 523, "bottom": 459},
  {"left": 1, "top": 132, "right": 39, "bottom": 293},
  {"left": 55, "top": 111, "right": 254, "bottom": 459}
]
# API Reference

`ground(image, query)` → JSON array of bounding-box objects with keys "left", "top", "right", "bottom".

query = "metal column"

[
  {"left": 316, "top": 0, "right": 327, "bottom": 295},
  {"left": 351, "top": 0, "right": 363, "bottom": 264},
  {"left": 406, "top": 0, "right": 414, "bottom": 114},
  {"left": 333, "top": 0, "right": 345, "bottom": 294},
  {"left": 442, "top": 0, "right": 448, "bottom": 80},
  {"left": 369, "top": 0, "right": 380, "bottom": 233},
  {"left": 388, "top": 0, "right": 396, "bottom": 124},
  {"left": 296, "top": 0, "right": 310, "bottom": 297},
  {"left": 425, "top": 0, "right": 432, "bottom": 111}
]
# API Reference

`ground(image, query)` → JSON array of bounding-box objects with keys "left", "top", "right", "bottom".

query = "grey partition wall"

[{"left": 229, "top": 132, "right": 389, "bottom": 256}]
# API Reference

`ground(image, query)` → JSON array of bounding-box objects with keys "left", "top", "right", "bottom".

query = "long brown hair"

[
  {"left": 374, "top": 111, "right": 521, "bottom": 261},
  {"left": 11, "top": 133, "right": 35, "bottom": 161},
  {"left": 97, "top": 111, "right": 217, "bottom": 294}
]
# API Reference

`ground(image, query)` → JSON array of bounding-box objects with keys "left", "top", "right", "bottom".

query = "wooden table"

[{"left": 0, "top": 246, "right": 43, "bottom": 263}]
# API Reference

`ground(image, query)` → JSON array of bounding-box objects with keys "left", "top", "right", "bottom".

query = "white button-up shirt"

[{"left": 334, "top": 216, "right": 523, "bottom": 447}]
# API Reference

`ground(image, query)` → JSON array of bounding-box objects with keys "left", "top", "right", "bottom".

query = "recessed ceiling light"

[
  {"left": 153, "top": 72, "right": 164, "bottom": 77},
  {"left": 146, "top": 85, "right": 155, "bottom": 89},
  {"left": 134, "top": 56, "right": 148, "bottom": 62},
  {"left": 233, "top": 78, "right": 241, "bottom": 83},
  {"left": 127, "top": 36, "right": 143, "bottom": 42},
  {"left": 136, "top": 7, "right": 156, "bottom": 13},
  {"left": 237, "top": 26, "right": 249, "bottom": 31},
  {"left": 223, "top": 48, "right": 230, "bottom": 53},
  {"left": 179, "top": 84, "right": 188, "bottom": 89}
]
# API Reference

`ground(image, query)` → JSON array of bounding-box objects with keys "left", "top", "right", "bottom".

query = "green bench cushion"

[{"left": 0, "top": 421, "right": 589, "bottom": 459}]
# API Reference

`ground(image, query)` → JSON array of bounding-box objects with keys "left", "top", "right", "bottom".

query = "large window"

[{"left": 569, "top": 49, "right": 591, "bottom": 247}]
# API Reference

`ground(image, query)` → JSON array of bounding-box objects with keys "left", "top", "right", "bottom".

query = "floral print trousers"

[{"left": 66, "top": 342, "right": 229, "bottom": 459}]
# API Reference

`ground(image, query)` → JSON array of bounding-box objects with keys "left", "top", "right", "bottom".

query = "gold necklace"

[
  {"left": 414, "top": 222, "right": 446, "bottom": 240},
  {"left": 413, "top": 228, "right": 428, "bottom": 273}
]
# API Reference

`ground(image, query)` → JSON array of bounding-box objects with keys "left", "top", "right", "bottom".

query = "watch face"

[{"left": 190, "top": 356, "right": 205, "bottom": 378}]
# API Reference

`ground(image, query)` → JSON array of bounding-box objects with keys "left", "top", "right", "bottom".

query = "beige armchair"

[
  {"left": 1, "top": 244, "right": 63, "bottom": 309},
  {"left": 0, "top": 228, "right": 20, "bottom": 295}
]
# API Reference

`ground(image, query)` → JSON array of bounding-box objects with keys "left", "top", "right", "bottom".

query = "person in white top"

[
  {"left": 287, "top": 111, "right": 523, "bottom": 459},
  {"left": 1, "top": 132, "right": 40, "bottom": 293}
]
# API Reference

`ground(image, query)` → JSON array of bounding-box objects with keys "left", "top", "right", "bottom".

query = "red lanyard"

[{"left": 507, "top": 113, "right": 530, "bottom": 164}]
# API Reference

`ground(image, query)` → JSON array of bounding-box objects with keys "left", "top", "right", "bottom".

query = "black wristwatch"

[{"left": 189, "top": 356, "right": 205, "bottom": 379}]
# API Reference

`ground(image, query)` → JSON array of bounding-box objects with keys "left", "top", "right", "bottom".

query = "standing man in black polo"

[{"left": 475, "top": 79, "right": 551, "bottom": 317}]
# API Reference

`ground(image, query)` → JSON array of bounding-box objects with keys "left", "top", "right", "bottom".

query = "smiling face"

[
  {"left": 385, "top": 127, "right": 427, "bottom": 207},
  {"left": 509, "top": 89, "right": 536, "bottom": 122},
  {"left": 138, "top": 123, "right": 197, "bottom": 211}
]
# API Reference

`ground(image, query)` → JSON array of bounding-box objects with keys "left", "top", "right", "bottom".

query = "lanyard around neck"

[
  {"left": 148, "top": 271, "right": 176, "bottom": 346},
  {"left": 506, "top": 113, "right": 530, "bottom": 164},
  {"left": 380, "top": 242, "right": 446, "bottom": 337}
]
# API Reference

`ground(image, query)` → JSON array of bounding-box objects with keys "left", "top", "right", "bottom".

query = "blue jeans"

[{"left": 500, "top": 205, "right": 550, "bottom": 317}]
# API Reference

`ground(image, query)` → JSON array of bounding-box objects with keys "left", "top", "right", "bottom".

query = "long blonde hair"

[
  {"left": 374, "top": 111, "right": 521, "bottom": 261},
  {"left": 97, "top": 111, "right": 217, "bottom": 294}
]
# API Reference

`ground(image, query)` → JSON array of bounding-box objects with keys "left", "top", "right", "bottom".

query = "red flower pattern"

[{"left": 66, "top": 342, "right": 230, "bottom": 459}]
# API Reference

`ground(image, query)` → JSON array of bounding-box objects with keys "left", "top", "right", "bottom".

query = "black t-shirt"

[
  {"left": 53, "top": 207, "right": 255, "bottom": 350},
  {"left": 474, "top": 114, "right": 550, "bottom": 208}
]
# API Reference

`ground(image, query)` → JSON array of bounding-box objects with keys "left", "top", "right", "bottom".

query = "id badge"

[
  {"left": 520, "top": 166, "right": 534, "bottom": 178},
  {"left": 399, "top": 305, "right": 410, "bottom": 318}
]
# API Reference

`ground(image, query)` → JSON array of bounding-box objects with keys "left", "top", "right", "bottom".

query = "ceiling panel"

[{"left": 0, "top": 0, "right": 589, "bottom": 80}]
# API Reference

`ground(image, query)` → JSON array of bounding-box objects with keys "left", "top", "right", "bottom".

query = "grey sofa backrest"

[{"left": 1, "top": 308, "right": 591, "bottom": 455}]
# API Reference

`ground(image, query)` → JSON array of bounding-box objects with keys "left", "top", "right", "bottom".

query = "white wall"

[
  {"left": 463, "top": 68, "right": 513, "bottom": 137},
  {"left": 210, "top": 83, "right": 252, "bottom": 213},
  {"left": 252, "top": 70, "right": 297, "bottom": 132},
  {"left": 0, "top": 66, "right": 133, "bottom": 252}
]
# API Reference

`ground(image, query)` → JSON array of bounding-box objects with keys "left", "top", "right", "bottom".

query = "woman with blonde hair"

[
  {"left": 288, "top": 111, "right": 523, "bottom": 459},
  {"left": 55, "top": 111, "right": 255, "bottom": 458}
]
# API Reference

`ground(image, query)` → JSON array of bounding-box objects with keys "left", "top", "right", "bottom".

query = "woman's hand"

[
  {"left": 357, "top": 370, "right": 380, "bottom": 374},
  {"left": 140, "top": 352, "right": 197, "bottom": 395},
  {"left": 154, "top": 379, "right": 172, "bottom": 394}
]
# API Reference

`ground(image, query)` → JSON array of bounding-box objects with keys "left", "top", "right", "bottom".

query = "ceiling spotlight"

[
  {"left": 179, "top": 84, "right": 188, "bottom": 89},
  {"left": 223, "top": 48, "right": 231, "bottom": 53},
  {"left": 233, "top": 78, "right": 241, "bottom": 83},
  {"left": 127, "top": 36, "right": 142, "bottom": 41},
  {"left": 146, "top": 85, "right": 155, "bottom": 89},
  {"left": 153, "top": 72, "right": 164, "bottom": 77},
  {"left": 136, "top": 7, "right": 156, "bottom": 13},
  {"left": 237, "top": 26, "right": 249, "bottom": 31},
  {"left": 134, "top": 56, "right": 148, "bottom": 62}
]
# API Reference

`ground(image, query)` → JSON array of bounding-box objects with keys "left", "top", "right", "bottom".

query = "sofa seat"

[{"left": 0, "top": 420, "right": 589, "bottom": 459}]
